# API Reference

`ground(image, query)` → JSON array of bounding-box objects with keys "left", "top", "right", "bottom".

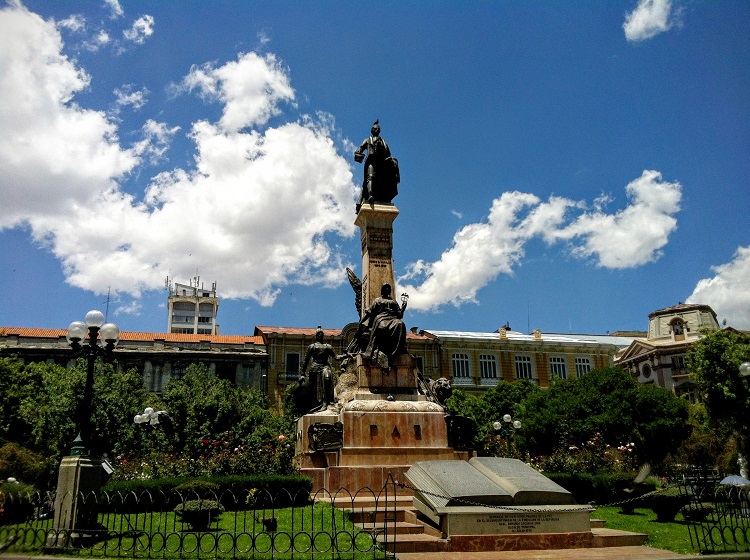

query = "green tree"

[
  {"left": 687, "top": 328, "right": 750, "bottom": 470},
  {"left": 0, "top": 357, "right": 150, "bottom": 486},
  {"left": 445, "top": 380, "right": 540, "bottom": 455},
  {"left": 0, "top": 357, "right": 44, "bottom": 445},
  {"left": 162, "top": 363, "right": 275, "bottom": 454},
  {"left": 521, "top": 367, "right": 690, "bottom": 468}
]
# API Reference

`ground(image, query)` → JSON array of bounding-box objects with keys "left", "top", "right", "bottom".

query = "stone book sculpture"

[
  {"left": 406, "top": 457, "right": 576, "bottom": 509},
  {"left": 405, "top": 457, "right": 591, "bottom": 538}
]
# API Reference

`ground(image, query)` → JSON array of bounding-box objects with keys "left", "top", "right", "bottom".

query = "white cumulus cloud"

[
  {"left": 555, "top": 170, "right": 681, "bottom": 268},
  {"left": 687, "top": 246, "right": 750, "bottom": 330},
  {"left": 181, "top": 52, "right": 295, "bottom": 132},
  {"left": 0, "top": 4, "right": 138, "bottom": 230},
  {"left": 123, "top": 14, "right": 154, "bottom": 45},
  {"left": 113, "top": 85, "right": 149, "bottom": 111},
  {"left": 104, "top": 0, "right": 124, "bottom": 19},
  {"left": 0, "top": 3, "right": 358, "bottom": 306},
  {"left": 400, "top": 171, "right": 682, "bottom": 311},
  {"left": 624, "top": 0, "right": 676, "bottom": 42}
]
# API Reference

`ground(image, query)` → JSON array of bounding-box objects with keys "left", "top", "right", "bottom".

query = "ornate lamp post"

[
  {"left": 738, "top": 362, "right": 750, "bottom": 478},
  {"left": 493, "top": 414, "right": 522, "bottom": 458},
  {"left": 66, "top": 310, "right": 120, "bottom": 455},
  {"left": 47, "top": 310, "right": 119, "bottom": 548}
]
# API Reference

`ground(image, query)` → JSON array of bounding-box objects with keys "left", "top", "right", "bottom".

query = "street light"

[
  {"left": 47, "top": 310, "right": 120, "bottom": 547},
  {"left": 740, "top": 362, "right": 750, "bottom": 378},
  {"left": 66, "top": 310, "right": 119, "bottom": 456},
  {"left": 493, "top": 414, "right": 522, "bottom": 457}
]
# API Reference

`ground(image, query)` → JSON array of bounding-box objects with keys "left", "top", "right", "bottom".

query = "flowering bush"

[
  {"left": 530, "top": 433, "right": 639, "bottom": 475},
  {"left": 111, "top": 428, "right": 295, "bottom": 481}
]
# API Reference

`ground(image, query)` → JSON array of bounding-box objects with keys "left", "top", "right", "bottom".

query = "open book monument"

[{"left": 406, "top": 458, "right": 592, "bottom": 536}]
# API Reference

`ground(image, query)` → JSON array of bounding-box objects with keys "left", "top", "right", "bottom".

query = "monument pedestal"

[
  {"left": 45, "top": 455, "right": 104, "bottom": 549},
  {"left": 354, "top": 203, "right": 399, "bottom": 310},
  {"left": 296, "top": 356, "right": 471, "bottom": 492}
]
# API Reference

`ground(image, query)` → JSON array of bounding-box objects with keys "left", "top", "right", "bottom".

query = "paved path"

[{"left": 396, "top": 547, "right": 750, "bottom": 560}]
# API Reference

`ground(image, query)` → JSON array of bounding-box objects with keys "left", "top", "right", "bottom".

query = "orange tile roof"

[
  {"left": 0, "top": 327, "right": 263, "bottom": 345},
  {"left": 254, "top": 325, "right": 433, "bottom": 340},
  {"left": 255, "top": 326, "right": 342, "bottom": 337}
]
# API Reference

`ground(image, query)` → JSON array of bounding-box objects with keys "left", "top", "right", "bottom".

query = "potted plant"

[
  {"left": 173, "top": 500, "right": 224, "bottom": 531},
  {"left": 644, "top": 487, "right": 690, "bottom": 522}
]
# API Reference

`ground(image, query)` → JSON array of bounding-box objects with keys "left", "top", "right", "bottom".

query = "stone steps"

[
  {"left": 354, "top": 520, "right": 432, "bottom": 535},
  {"left": 318, "top": 491, "right": 647, "bottom": 555},
  {"left": 376, "top": 532, "right": 449, "bottom": 554},
  {"left": 591, "top": 527, "right": 648, "bottom": 547}
]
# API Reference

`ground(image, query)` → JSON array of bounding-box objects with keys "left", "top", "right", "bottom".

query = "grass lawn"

[
  {"left": 591, "top": 507, "right": 697, "bottom": 555},
  {"left": 5, "top": 502, "right": 386, "bottom": 559}
]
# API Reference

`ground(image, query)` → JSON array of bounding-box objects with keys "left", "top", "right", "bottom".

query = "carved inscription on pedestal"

[{"left": 476, "top": 512, "right": 560, "bottom": 533}]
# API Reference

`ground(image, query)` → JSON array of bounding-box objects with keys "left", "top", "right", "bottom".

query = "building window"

[
  {"left": 672, "top": 321, "right": 685, "bottom": 336},
  {"left": 479, "top": 355, "right": 498, "bottom": 378},
  {"left": 642, "top": 364, "right": 652, "bottom": 379},
  {"left": 197, "top": 316, "right": 212, "bottom": 323},
  {"left": 514, "top": 355, "right": 533, "bottom": 380},
  {"left": 479, "top": 354, "right": 498, "bottom": 386},
  {"left": 575, "top": 357, "right": 592, "bottom": 377},
  {"left": 171, "top": 364, "right": 187, "bottom": 379},
  {"left": 671, "top": 355, "right": 686, "bottom": 373},
  {"left": 452, "top": 353, "right": 471, "bottom": 384},
  {"left": 549, "top": 356, "right": 568, "bottom": 380},
  {"left": 282, "top": 352, "right": 300, "bottom": 384},
  {"left": 414, "top": 356, "right": 424, "bottom": 375},
  {"left": 675, "top": 383, "right": 698, "bottom": 402}
]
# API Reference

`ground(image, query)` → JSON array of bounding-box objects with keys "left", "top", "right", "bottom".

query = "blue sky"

[{"left": 1, "top": 0, "right": 748, "bottom": 336}]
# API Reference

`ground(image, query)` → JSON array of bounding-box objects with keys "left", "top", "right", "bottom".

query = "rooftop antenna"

[
  {"left": 527, "top": 301, "right": 530, "bottom": 334},
  {"left": 104, "top": 287, "right": 111, "bottom": 321}
]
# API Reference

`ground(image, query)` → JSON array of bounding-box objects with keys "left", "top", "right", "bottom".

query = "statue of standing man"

[
  {"left": 295, "top": 326, "right": 337, "bottom": 414},
  {"left": 354, "top": 120, "right": 400, "bottom": 211}
]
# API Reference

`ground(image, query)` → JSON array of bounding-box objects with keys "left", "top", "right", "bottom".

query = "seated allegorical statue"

[{"left": 357, "top": 283, "right": 408, "bottom": 370}]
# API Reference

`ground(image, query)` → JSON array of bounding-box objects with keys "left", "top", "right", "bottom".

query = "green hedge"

[
  {"left": 100, "top": 474, "right": 313, "bottom": 512},
  {"left": 546, "top": 472, "right": 656, "bottom": 505}
]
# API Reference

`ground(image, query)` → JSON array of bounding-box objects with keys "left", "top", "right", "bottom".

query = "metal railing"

[
  {"left": 0, "top": 482, "right": 398, "bottom": 559},
  {"left": 679, "top": 472, "right": 750, "bottom": 553}
]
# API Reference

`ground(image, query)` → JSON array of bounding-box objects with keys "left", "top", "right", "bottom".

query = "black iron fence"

[
  {"left": 679, "top": 473, "right": 750, "bottom": 553},
  {"left": 0, "top": 482, "right": 397, "bottom": 558}
]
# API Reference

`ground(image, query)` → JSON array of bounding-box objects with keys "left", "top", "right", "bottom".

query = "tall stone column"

[{"left": 354, "top": 203, "right": 399, "bottom": 315}]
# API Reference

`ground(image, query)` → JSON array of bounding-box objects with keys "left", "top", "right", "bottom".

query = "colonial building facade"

[
  {"left": 423, "top": 328, "right": 632, "bottom": 394},
  {"left": 616, "top": 303, "right": 721, "bottom": 399},
  {"left": 0, "top": 328, "right": 266, "bottom": 393},
  {"left": 2, "top": 323, "right": 634, "bottom": 405}
]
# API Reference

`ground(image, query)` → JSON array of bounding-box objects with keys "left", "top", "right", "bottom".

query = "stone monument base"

[
  {"left": 413, "top": 497, "right": 593, "bottom": 535},
  {"left": 405, "top": 458, "right": 594, "bottom": 541},
  {"left": 45, "top": 455, "right": 104, "bottom": 549},
  {"left": 440, "top": 531, "right": 596, "bottom": 552},
  {"left": 295, "top": 355, "right": 472, "bottom": 493},
  {"left": 296, "top": 409, "right": 471, "bottom": 492}
]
